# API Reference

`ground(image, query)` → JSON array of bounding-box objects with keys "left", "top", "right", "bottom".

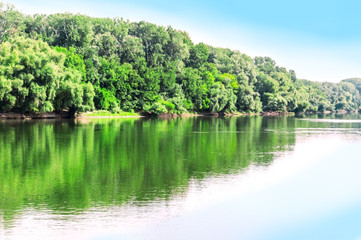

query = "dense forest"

[{"left": 0, "top": 4, "right": 361, "bottom": 115}]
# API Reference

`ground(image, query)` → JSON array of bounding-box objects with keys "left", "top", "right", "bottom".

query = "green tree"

[
  {"left": 187, "top": 43, "right": 209, "bottom": 68},
  {"left": 0, "top": 37, "right": 93, "bottom": 113},
  {"left": 0, "top": 3, "right": 24, "bottom": 43}
]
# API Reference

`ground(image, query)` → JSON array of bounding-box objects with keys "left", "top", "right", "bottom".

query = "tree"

[
  {"left": 1, "top": 5, "right": 361, "bottom": 115},
  {"left": 47, "top": 13, "right": 93, "bottom": 50},
  {"left": 129, "top": 21, "right": 170, "bottom": 67},
  {"left": 0, "top": 3, "right": 24, "bottom": 43},
  {"left": 187, "top": 43, "right": 209, "bottom": 68},
  {"left": 0, "top": 37, "right": 94, "bottom": 113},
  {"left": 209, "top": 82, "right": 228, "bottom": 112}
]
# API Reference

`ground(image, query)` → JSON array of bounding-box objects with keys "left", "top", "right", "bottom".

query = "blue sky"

[{"left": 5, "top": 0, "right": 361, "bottom": 82}]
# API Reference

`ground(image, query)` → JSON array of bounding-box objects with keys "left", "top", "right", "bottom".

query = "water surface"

[{"left": 1, "top": 115, "right": 361, "bottom": 239}]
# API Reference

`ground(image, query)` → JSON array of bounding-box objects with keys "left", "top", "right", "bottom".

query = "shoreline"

[
  {"left": 0, "top": 112, "right": 71, "bottom": 120},
  {"left": 0, "top": 110, "right": 357, "bottom": 120}
]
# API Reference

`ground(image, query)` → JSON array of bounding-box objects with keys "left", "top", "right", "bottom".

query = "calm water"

[{"left": 1, "top": 115, "right": 361, "bottom": 239}]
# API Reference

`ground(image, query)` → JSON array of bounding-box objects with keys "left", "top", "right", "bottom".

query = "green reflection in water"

[{"left": 0, "top": 116, "right": 298, "bottom": 226}]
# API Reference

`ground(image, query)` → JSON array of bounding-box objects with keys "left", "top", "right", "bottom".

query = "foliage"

[
  {"left": 144, "top": 100, "right": 168, "bottom": 115},
  {"left": 0, "top": 37, "right": 94, "bottom": 113},
  {"left": 0, "top": 6, "right": 360, "bottom": 115}
]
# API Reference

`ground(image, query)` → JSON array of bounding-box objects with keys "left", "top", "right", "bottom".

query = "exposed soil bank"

[
  {"left": 0, "top": 112, "right": 71, "bottom": 119},
  {"left": 0, "top": 110, "right": 357, "bottom": 120},
  {"left": 161, "top": 112, "right": 293, "bottom": 118},
  {"left": 0, "top": 111, "right": 259, "bottom": 119}
]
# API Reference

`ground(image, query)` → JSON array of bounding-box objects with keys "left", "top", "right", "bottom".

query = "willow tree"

[{"left": 0, "top": 37, "right": 94, "bottom": 113}]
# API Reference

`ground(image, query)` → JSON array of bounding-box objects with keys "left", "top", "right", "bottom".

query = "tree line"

[{"left": 0, "top": 4, "right": 360, "bottom": 115}]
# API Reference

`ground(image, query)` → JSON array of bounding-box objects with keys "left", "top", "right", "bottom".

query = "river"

[{"left": 1, "top": 115, "right": 361, "bottom": 239}]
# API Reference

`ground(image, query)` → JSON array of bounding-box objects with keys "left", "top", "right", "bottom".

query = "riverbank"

[
  {"left": 0, "top": 111, "right": 261, "bottom": 119},
  {"left": 0, "top": 110, "right": 356, "bottom": 119},
  {"left": 0, "top": 112, "right": 71, "bottom": 119},
  {"left": 0, "top": 111, "right": 142, "bottom": 119}
]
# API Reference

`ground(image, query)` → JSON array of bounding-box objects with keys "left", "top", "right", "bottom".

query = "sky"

[{"left": 4, "top": 0, "right": 361, "bottom": 82}]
